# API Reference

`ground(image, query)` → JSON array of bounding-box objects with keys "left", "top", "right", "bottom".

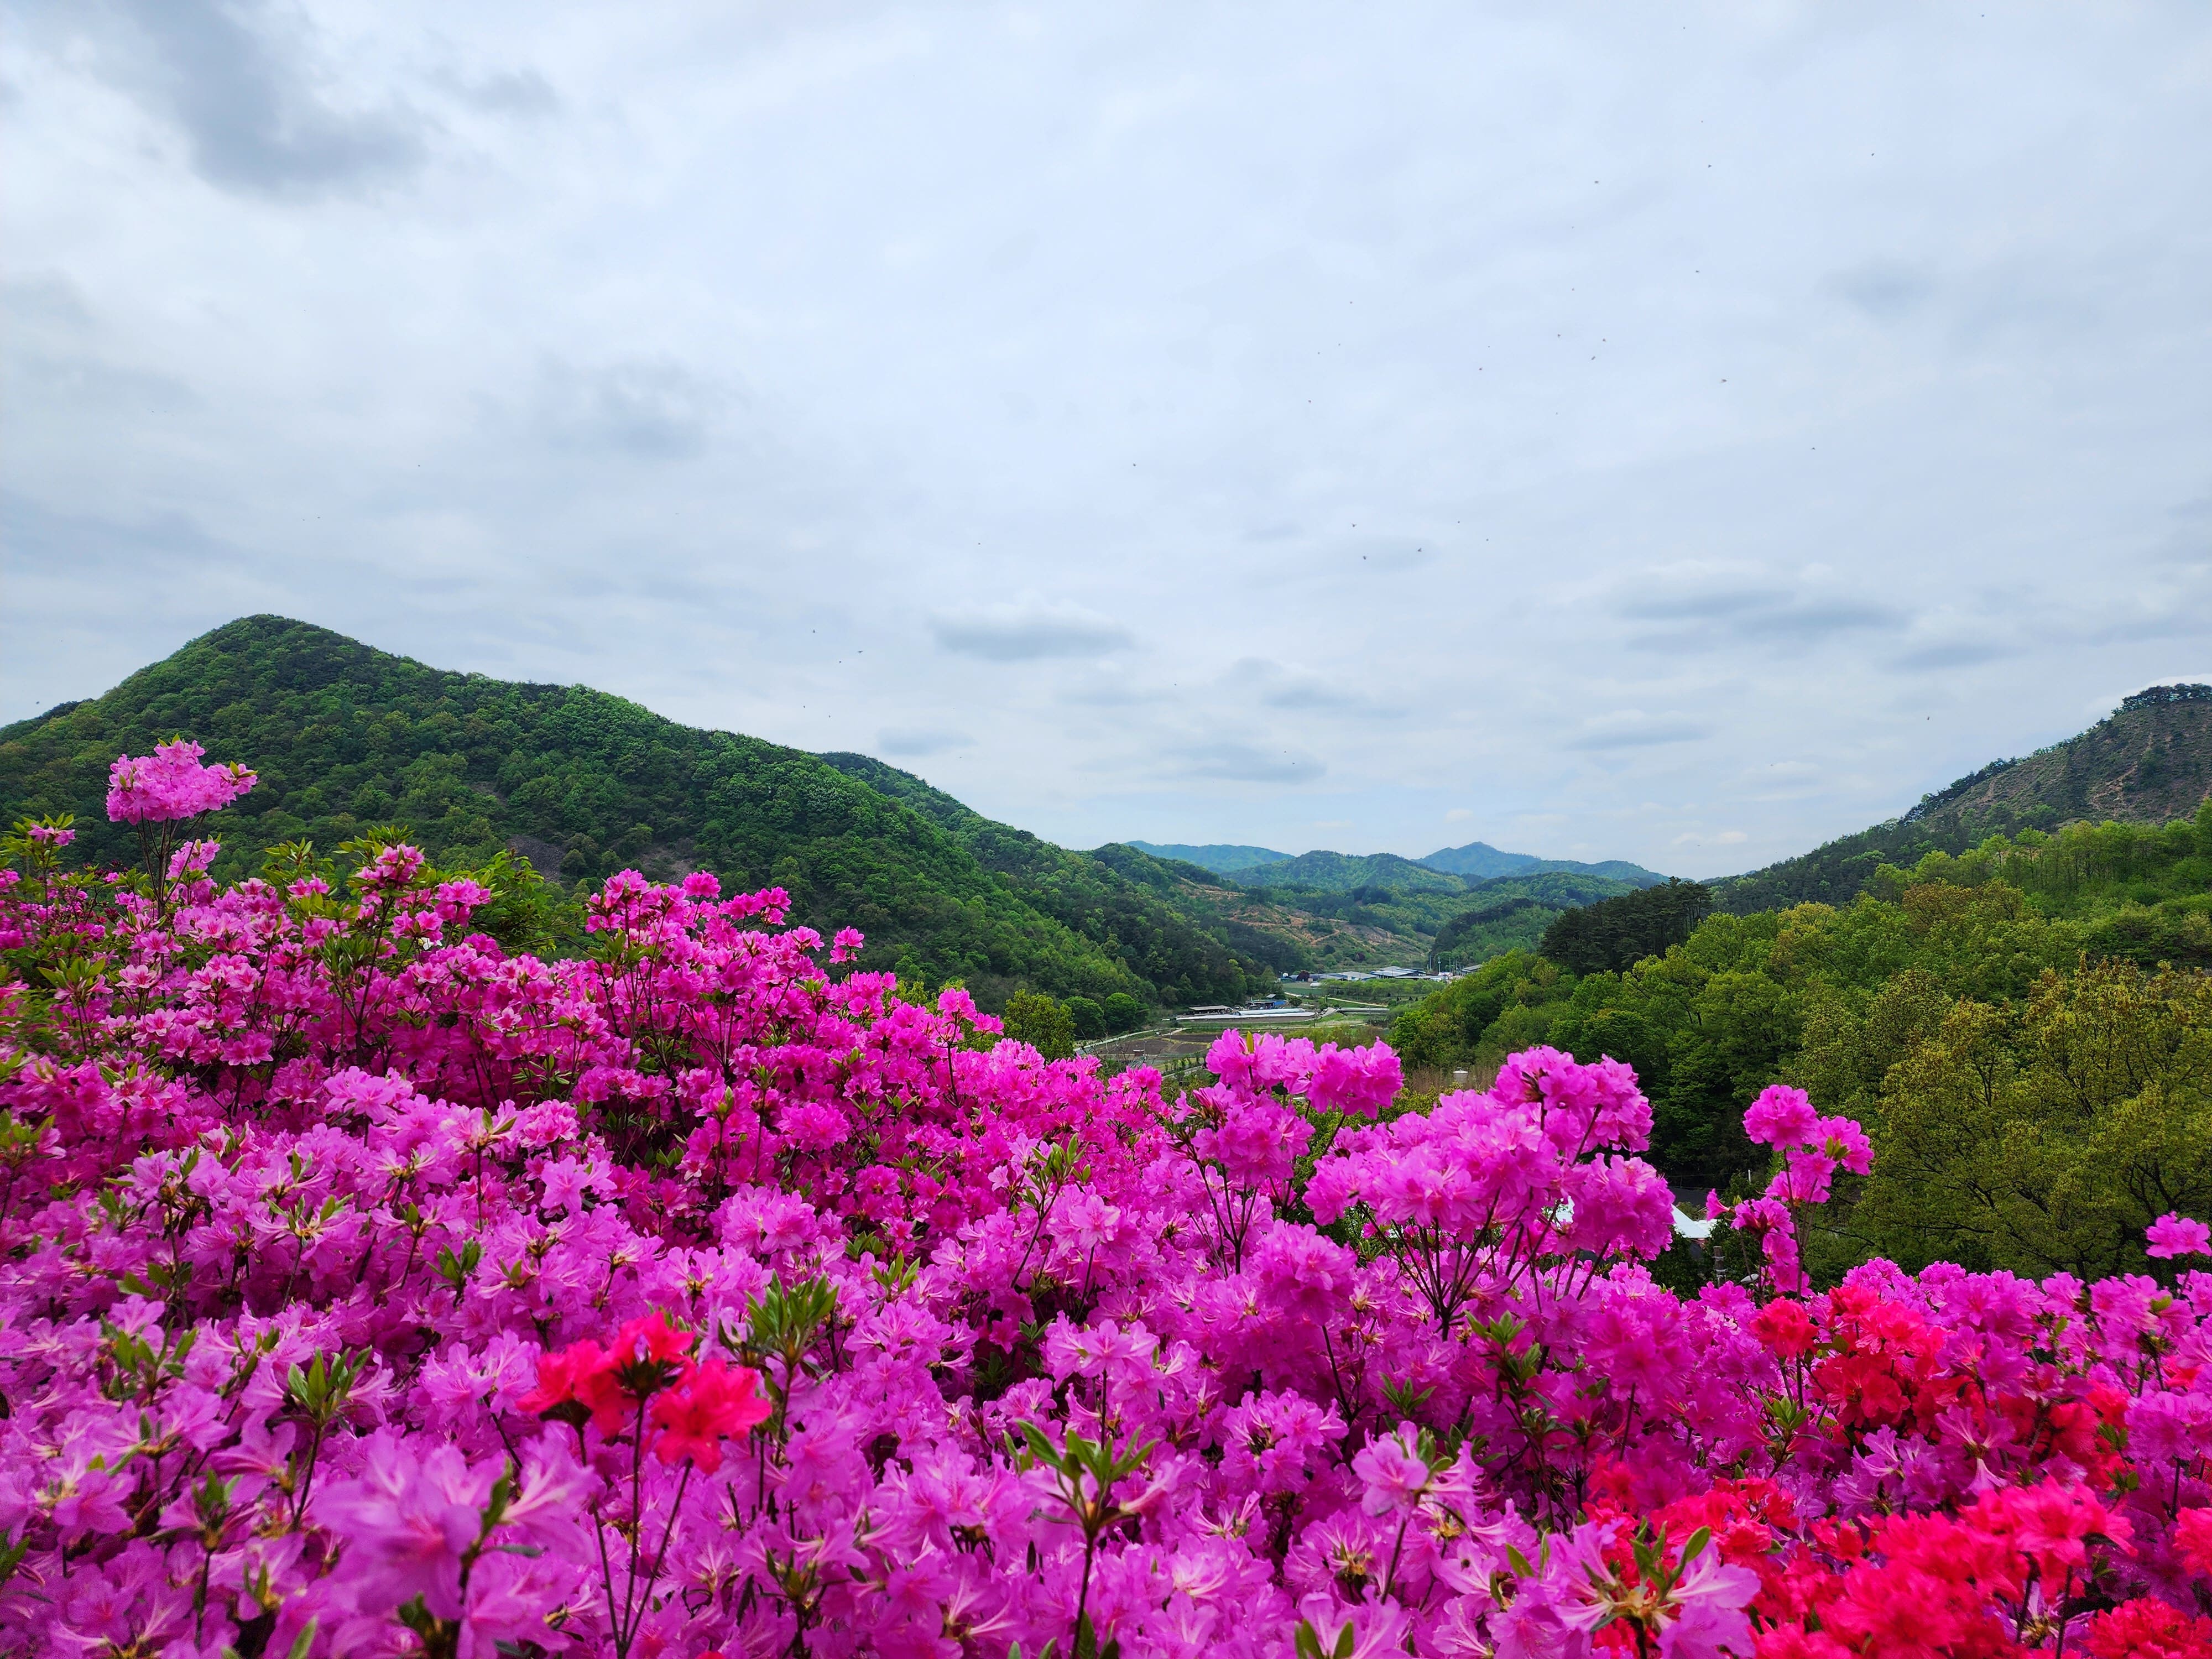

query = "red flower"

[
  {"left": 524, "top": 1316, "right": 700, "bottom": 1436},
  {"left": 2082, "top": 1597, "right": 2212, "bottom": 1658},
  {"left": 520, "top": 1338, "right": 617, "bottom": 1429},
  {"left": 1755, "top": 1299, "right": 1818, "bottom": 1360},
  {"left": 649, "top": 1358, "right": 772, "bottom": 1473},
  {"left": 2176, "top": 1506, "right": 2212, "bottom": 1577},
  {"left": 613, "top": 1311, "right": 693, "bottom": 1368}
]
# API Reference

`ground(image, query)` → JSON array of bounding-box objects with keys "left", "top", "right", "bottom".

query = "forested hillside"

[
  {"left": 1418, "top": 839, "right": 1666, "bottom": 884},
  {"left": 1390, "top": 802, "right": 2212, "bottom": 1275},
  {"left": 1422, "top": 871, "right": 1651, "bottom": 968},
  {"left": 1714, "top": 684, "right": 2212, "bottom": 911},
  {"left": 1124, "top": 841, "right": 1291, "bottom": 874},
  {"left": 0, "top": 617, "right": 1278, "bottom": 1009},
  {"left": 817, "top": 751, "right": 1314, "bottom": 981},
  {"left": 1223, "top": 848, "right": 1468, "bottom": 894},
  {"left": 1119, "top": 841, "right": 1666, "bottom": 969}
]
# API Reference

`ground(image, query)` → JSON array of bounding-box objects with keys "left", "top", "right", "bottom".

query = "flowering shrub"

[{"left": 0, "top": 753, "right": 2206, "bottom": 1658}]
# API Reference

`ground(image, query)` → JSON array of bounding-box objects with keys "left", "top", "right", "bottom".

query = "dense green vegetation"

[
  {"left": 1194, "top": 849, "right": 1665, "bottom": 973},
  {"left": 1225, "top": 848, "right": 1468, "bottom": 894},
  {"left": 1869, "top": 814, "right": 2212, "bottom": 964},
  {"left": 1389, "top": 802, "right": 2212, "bottom": 1277},
  {"left": 1422, "top": 872, "right": 1651, "bottom": 969},
  {"left": 0, "top": 618, "right": 1281, "bottom": 1010},
  {"left": 1805, "top": 956, "right": 2209, "bottom": 1282},
  {"left": 1538, "top": 878, "right": 1714, "bottom": 975}
]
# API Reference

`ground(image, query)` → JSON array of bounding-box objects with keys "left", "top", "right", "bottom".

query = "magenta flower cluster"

[
  {"left": 105, "top": 739, "right": 258, "bottom": 826},
  {"left": 0, "top": 753, "right": 2207, "bottom": 1658}
]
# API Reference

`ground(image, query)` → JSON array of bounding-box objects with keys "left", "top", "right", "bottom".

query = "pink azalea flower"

[
  {"left": 1351, "top": 1426, "right": 1433, "bottom": 1515},
  {"left": 2146, "top": 1212, "right": 2210, "bottom": 1259}
]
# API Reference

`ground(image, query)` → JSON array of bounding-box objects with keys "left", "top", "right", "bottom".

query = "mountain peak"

[
  {"left": 1716, "top": 691, "right": 2212, "bottom": 911},
  {"left": 0, "top": 618, "right": 1279, "bottom": 1009}
]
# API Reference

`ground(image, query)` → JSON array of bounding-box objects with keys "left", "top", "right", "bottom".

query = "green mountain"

[
  {"left": 0, "top": 617, "right": 1281, "bottom": 1009},
  {"left": 1205, "top": 854, "right": 1645, "bottom": 973},
  {"left": 813, "top": 752, "right": 1314, "bottom": 982},
  {"left": 1418, "top": 840, "right": 1667, "bottom": 885},
  {"left": 1225, "top": 849, "right": 1469, "bottom": 895},
  {"left": 1416, "top": 840, "right": 1547, "bottom": 879},
  {"left": 1131, "top": 836, "right": 1668, "bottom": 886},
  {"left": 1423, "top": 872, "right": 1648, "bottom": 969},
  {"left": 1125, "top": 841, "right": 1292, "bottom": 874},
  {"left": 1715, "top": 685, "right": 2212, "bottom": 914}
]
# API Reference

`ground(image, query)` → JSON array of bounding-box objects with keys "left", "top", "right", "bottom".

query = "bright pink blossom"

[
  {"left": 2146, "top": 1212, "right": 2210, "bottom": 1259},
  {"left": 106, "top": 738, "right": 256, "bottom": 823},
  {"left": 0, "top": 773, "right": 2196, "bottom": 1659},
  {"left": 1743, "top": 1083, "right": 1820, "bottom": 1149}
]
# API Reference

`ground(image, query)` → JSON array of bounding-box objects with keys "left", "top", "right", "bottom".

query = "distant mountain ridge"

[
  {"left": 1715, "top": 684, "right": 2212, "bottom": 912},
  {"left": 1128, "top": 836, "right": 1667, "bottom": 887},
  {"left": 1224, "top": 849, "right": 1469, "bottom": 895},
  {"left": 1126, "top": 842, "right": 1292, "bottom": 873},
  {"left": 1420, "top": 839, "right": 1667, "bottom": 885}
]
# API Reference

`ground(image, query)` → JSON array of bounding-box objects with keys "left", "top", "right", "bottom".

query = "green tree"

[
  {"left": 1386, "top": 951, "right": 1573, "bottom": 1071},
  {"left": 1064, "top": 995, "right": 1107, "bottom": 1041},
  {"left": 1855, "top": 962, "right": 2212, "bottom": 1279},
  {"left": 1540, "top": 878, "right": 1713, "bottom": 975},
  {"left": 1003, "top": 990, "right": 1077, "bottom": 1060},
  {"left": 1102, "top": 992, "right": 1145, "bottom": 1034}
]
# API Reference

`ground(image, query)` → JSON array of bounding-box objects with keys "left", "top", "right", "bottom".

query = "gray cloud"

[
  {"left": 930, "top": 603, "right": 1134, "bottom": 662},
  {"left": 438, "top": 67, "right": 559, "bottom": 118},
  {"left": 70, "top": 0, "right": 428, "bottom": 198},
  {"left": 1890, "top": 635, "right": 2022, "bottom": 671},
  {"left": 1170, "top": 740, "right": 1327, "bottom": 784},
  {"left": 1, "top": 272, "right": 93, "bottom": 331},
  {"left": 877, "top": 726, "right": 972, "bottom": 757},
  {"left": 1220, "top": 658, "right": 1397, "bottom": 717},
  {"left": 9, "top": 348, "right": 199, "bottom": 415},
  {"left": 1614, "top": 570, "right": 1909, "bottom": 649},
  {"left": 532, "top": 359, "right": 727, "bottom": 460},
  {"left": 1566, "top": 712, "right": 1714, "bottom": 751},
  {"left": 1832, "top": 261, "right": 1936, "bottom": 320}
]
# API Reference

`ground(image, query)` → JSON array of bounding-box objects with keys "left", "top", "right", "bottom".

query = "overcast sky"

[{"left": 4, "top": 2, "right": 2209, "bottom": 875}]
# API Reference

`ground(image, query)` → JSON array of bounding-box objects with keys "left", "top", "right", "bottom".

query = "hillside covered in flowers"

[{"left": 1, "top": 742, "right": 2208, "bottom": 1658}]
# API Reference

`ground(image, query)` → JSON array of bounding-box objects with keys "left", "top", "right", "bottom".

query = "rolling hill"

[
  {"left": 1418, "top": 840, "right": 1667, "bottom": 885},
  {"left": 1130, "top": 836, "right": 1668, "bottom": 886},
  {"left": 1125, "top": 841, "right": 1291, "bottom": 874},
  {"left": 1423, "top": 871, "right": 1658, "bottom": 969},
  {"left": 1220, "top": 849, "right": 1469, "bottom": 896},
  {"left": 0, "top": 617, "right": 1283, "bottom": 1009},
  {"left": 1714, "top": 684, "right": 2212, "bottom": 912}
]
